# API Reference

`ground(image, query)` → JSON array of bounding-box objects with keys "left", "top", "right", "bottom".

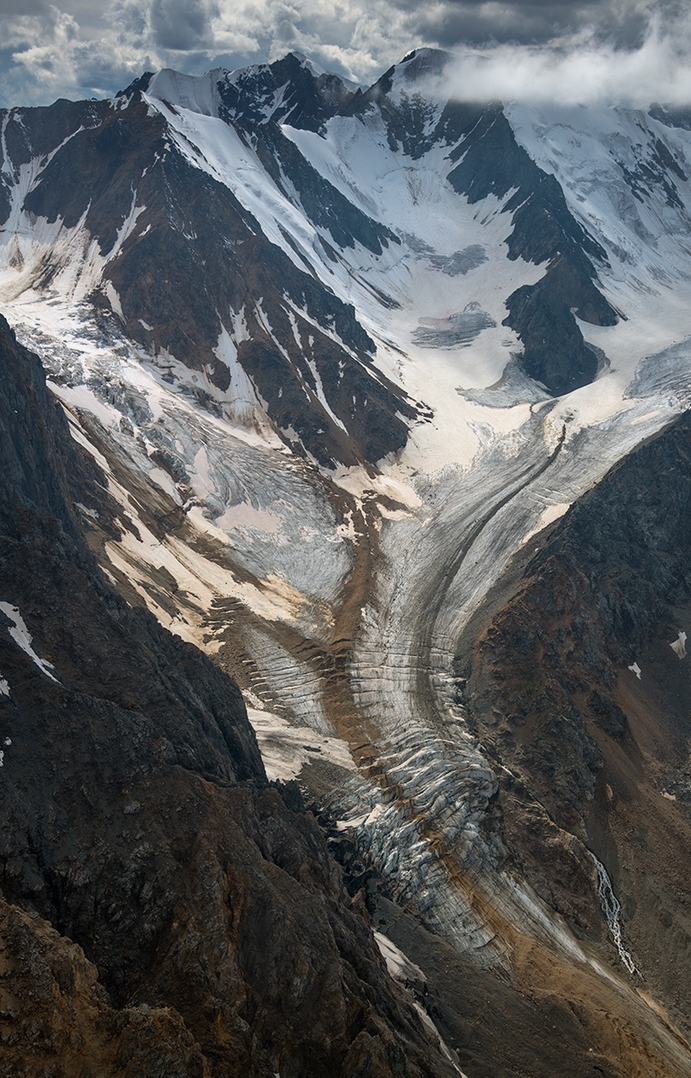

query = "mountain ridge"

[{"left": 3, "top": 49, "right": 691, "bottom": 1075}]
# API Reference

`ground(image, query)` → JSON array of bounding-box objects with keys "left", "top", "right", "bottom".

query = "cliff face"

[
  {"left": 0, "top": 315, "right": 455, "bottom": 1077},
  {"left": 462, "top": 412, "right": 691, "bottom": 1036},
  {"left": 1, "top": 87, "right": 416, "bottom": 470}
]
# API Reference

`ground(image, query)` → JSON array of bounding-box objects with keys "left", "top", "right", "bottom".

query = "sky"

[{"left": 0, "top": 0, "right": 690, "bottom": 109}]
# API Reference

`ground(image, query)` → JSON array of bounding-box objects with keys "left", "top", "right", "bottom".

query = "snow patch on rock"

[{"left": 0, "top": 602, "right": 59, "bottom": 683}]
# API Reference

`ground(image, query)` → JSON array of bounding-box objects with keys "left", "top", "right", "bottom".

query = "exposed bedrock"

[
  {"left": 2, "top": 92, "right": 416, "bottom": 469},
  {"left": 0, "top": 314, "right": 456, "bottom": 1077},
  {"left": 216, "top": 51, "right": 357, "bottom": 133},
  {"left": 441, "top": 96, "right": 617, "bottom": 395},
  {"left": 460, "top": 410, "right": 691, "bottom": 1041}
]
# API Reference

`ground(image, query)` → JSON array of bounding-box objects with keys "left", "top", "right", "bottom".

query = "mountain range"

[{"left": 2, "top": 46, "right": 691, "bottom": 1076}]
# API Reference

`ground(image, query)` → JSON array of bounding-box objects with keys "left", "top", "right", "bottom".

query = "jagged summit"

[
  {"left": 391, "top": 46, "right": 453, "bottom": 82},
  {"left": 142, "top": 51, "right": 360, "bottom": 131},
  {"left": 116, "top": 70, "right": 155, "bottom": 97}
]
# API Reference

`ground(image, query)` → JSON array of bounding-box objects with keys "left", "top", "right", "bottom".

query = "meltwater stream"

[{"left": 590, "top": 852, "right": 638, "bottom": 975}]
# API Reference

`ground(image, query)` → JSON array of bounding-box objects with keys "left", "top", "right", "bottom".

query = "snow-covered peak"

[
  {"left": 394, "top": 47, "right": 453, "bottom": 82},
  {"left": 147, "top": 68, "right": 226, "bottom": 117},
  {"left": 214, "top": 52, "right": 358, "bottom": 131},
  {"left": 280, "top": 52, "right": 363, "bottom": 94},
  {"left": 286, "top": 51, "right": 326, "bottom": 78},
  {"left": 142, "top": 53, "right": 362, "bottom": 133},
  {"left": 505, "top": 98, "right": 691, "bottom": 290},
  {"left": 360, "top": 47, "right": 451, "bottom": 104}
]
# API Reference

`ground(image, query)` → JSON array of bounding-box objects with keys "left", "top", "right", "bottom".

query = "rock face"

[
  {"left": 346, "top": 48, "right": 618, "bottom": 394},
  {"left": 461, "top": 411, "right": 691, "bottom": 1037},
  {"left": 442, "top": 97, "right": 618, "bottom": 395},
  {"left": 0, "top": 48, "right": 629, "bottom": 475},
  {"left": 0, "top": 314, "right": 455, "bottom": 1077},
  {"left": 0, "top": 69, "right": 417, "bottom": 471},
  {"left": 215, "top": 52, "right": 357, "bottom": 132}
]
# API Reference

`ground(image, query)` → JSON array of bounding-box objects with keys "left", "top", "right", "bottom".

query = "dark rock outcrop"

[
  {"left": 0, "top": 88, "right": 417, "bottom": 469},
  {"left": 343, "top": 47, "right": 617, "bottom": 396},
  {"left": 445, "top": 103, "right": 617, "bottom": 394},
  {"left": 461, "top": 412, "right": 691, "bottom": 1034},
  {"left": 0, "top": 314, "right": 455, "bottom": 1076},
  {"left": 218, "top": 52, "right": 357, "bottom": 133}
]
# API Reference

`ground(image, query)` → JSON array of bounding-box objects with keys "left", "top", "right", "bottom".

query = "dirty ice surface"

[{"left": 246, "top": 703, "right": 355, "bottom": 782}]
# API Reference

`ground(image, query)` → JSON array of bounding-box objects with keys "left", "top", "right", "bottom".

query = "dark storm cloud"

[
  {"left": 0, "top": 0, "right": 50, "bottom": 14},
  {"left": 1, "top": 0, "right": 690, "bottom": 108},
  {"left": 149, "top": 0, "right": 219, "bottom": 51},
  {"left": 402, "top": 0, "right": 657, "bottom": 48}
]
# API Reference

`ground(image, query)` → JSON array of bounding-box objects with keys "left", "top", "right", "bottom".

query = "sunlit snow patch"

[
  {"left": 374, "top": 931, "right": 426, "bottom": 988},
  {"left": 628, "top": 661, "right": 642, "bottom": 679},
  {"left": 670, "top": 630, "right": 687, "bottom": 658},
  {"left": 246, "top": 706, "right": 356, "bottom": 782},
  {"left": 0, "top": 602, "right": 59, "bottom": 683}
]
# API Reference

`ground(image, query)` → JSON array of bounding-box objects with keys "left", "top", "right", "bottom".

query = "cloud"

[
  {"left": 429, "top": 9, "right": 691, "bottom": 106},
  {"left": 2, "top": 4, "right": 76, "bottom": 52},
  {"left": 203, "top": 0, "right": 416, "bottom": 82},
  {"left": 1, "top": 0, "right": 690, "bottom": 109},
  {"left": 405, "top": 0, "right": 658, "bottom": 49},
  {"left": 0, "top": 0, "right": 51, "bottom": 16},
  {"left": 149, "top": 0, "right": 220, "bottom": 50},
  {"left": 109, "top": 0, "right": 222, "bottom": 51},
  {"left": 0, "top": 0, "right": 417, "bottom": 105},
  {"left": 0, "top": 5, "right": 153, "bottom": 105}
]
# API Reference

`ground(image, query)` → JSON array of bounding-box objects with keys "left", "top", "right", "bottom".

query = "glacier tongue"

[{"left": 7, "top": 281, "right": 681, "bottom": 987}]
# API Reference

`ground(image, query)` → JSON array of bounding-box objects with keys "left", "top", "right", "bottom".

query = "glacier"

[{"left": 2, "top": 48, "right": 691, "bottom": 1071}]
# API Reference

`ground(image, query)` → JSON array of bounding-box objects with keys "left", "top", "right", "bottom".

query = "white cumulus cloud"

[
  {"left": 2, "top": 0, "right": 690, "bottom": 109},
  {"left": 434, "top": 13, "right": 691, "bottom": 107}
]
